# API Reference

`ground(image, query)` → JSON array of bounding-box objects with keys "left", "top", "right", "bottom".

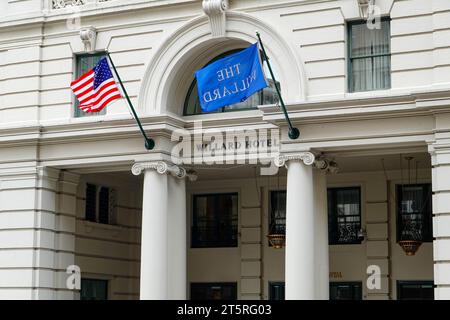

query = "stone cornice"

[
  {"left": 259, "top": 89, "right": 450, "bottom": 125},
  {"left": 132, "top": 161, "right": 197, "bottom": 181}
]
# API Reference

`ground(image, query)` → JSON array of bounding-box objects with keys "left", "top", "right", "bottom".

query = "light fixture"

[
  {"left": 267, "top": 171, "right": 285, "bottom": 249},
  {"left": 398, "top": 156, "right": 423, "bottom": 256}
]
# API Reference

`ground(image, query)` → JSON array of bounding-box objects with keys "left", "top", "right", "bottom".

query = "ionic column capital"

[
  {"left": 274, "top": 153, "right": 339, "bottom": 174},
  {"left": 132, "top": 162, "right": 197, "bottom": 181},
  {"left": 274, "top": 152, "right": 316, "bottom": 167}
]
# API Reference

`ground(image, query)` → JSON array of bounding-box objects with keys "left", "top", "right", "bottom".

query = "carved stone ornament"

[
  {"left": 132, "top": 162, "right": 197, "bottom": 181},
  {"left": 274, "top": 153, "right": 316, "bottom": 168},
  {"left": 80, "top": 26, "right": 97, "bottom": 52},
  {"left": 202, "top": 0, "right": 229, "bottom": 37},
  {"left": 357, "top": 0, "right": 375, "bottom": 19}
]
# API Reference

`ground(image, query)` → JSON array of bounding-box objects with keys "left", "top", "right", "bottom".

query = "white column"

[
  {"left": 132, "top": 162, "right": 190, "bottom": 300},
  {"left": 167, "top": 174, "right": 187, "bottom": 299},
  {"left": 276, "top": 153, "right": 315, "bottom": 300},
  {"left": 429, "top": 145, "right": 450, "bottom": 299},
  {"left": 133, "top": 162, "right": 169, "bottom": 300},
  {"left": 314, "top": 169, "right": 329, "bottom": 300}
]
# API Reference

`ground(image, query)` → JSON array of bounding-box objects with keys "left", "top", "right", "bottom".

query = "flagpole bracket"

[
  {"left": 145, "top": 139, "right": 155, "bottom": 151},
  {"left": 288, "top": 127, "right": 300, "bottom": 140}
]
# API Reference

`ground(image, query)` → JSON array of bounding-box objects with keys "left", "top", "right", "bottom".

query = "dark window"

[
  {"left": 330, "top": 282, "right": 362, "bottom": 300},
  {"left": 348, "top": 18, "right": 391, "bottom": 92},
  {"left": 85, "top": 183, "right": 115, "bottom": 225},
  {"left": 269, "top": 282, "right": 285, "bottom": 300},
  {"left": 397, "top": 281, "right": 434, "bottom": 300},
  {"left": 191, "top": 283, "right": 237, "bottom": 300},
  {"left": 192, "top": 193, "right": 238, "bottom": 248},
  {"left": 269, "top": 191, "right": 286, "bottom": 245},
  {"left": 80, "top": 279, "right": 108, "bottom": 300},
  {"left": 74, "top": 53, "right": 106, "bottom": 118},
  {"left": 183, "top": 50, "right": 280, "bottom": 115},
  {"left": 85, "top": 183, "right": 97, "bottom": 222},
  {"left": 396, "top": 184, "right": 432, "bottom": 242},
  {"left": 98, "top": 187, "right": 110, "bottom": 224},
  {"left": 328, "top": 187, "right": 362, "bottom": 245}
]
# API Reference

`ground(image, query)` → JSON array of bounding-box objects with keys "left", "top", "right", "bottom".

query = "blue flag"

[{"left": 195, "top": 43, "right": 269, "bottom": 113}]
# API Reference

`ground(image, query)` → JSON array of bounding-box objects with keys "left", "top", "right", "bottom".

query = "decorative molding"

[
  {"left": 52, "top": 0, "right": 113, "bottom": 9},
  {"left": 357, "top": 0, "right": 375, "bottom": 19},
  {"left": 80, "top": 26, "right": 97, "bottom": 52},
  {"left": 202, "top": 0, "right": 229, "bottom": 37},
  {"left": 52, "top": 0, "right": 86, "bottom": 9},
  {"left": 313, "top": 155, "right": 339, "bottom": 174},
  {"left": 132, "top": 161, "right": 192, "bottom": 180},
  {"left": 274, "top": 152, "right": 315, "bottom": 167}
]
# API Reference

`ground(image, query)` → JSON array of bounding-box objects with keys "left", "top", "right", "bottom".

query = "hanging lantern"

[
  {"left": 267, "top": 186, "right": 286, "bottom": 249},
  {"left": 267, "top": 233, "right": 285, "bottom": 249},
  {"left": 397, "top": 156, "right": 424, "bottom": 256},
  {"left": 398, "top": 240, "right": 422, "bottom": 256},
  {"left": 267, "top": 212, "right": 286, "bottom": 249}
]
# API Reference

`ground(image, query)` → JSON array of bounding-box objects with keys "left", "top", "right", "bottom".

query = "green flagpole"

[
  {"left": 256, "top": 32, "right": 300, "bottom": 140},
  {"left": 106, "top": 52, "right": 155, "bottom": 150}
]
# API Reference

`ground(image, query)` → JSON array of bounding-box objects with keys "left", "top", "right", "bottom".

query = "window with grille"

[
  {"left": 396, "top": 184, "right": 432, "bottom": 242},
  {"left": 191, "top": 193, "right": 238, "bottom": 248},
  {"left": 328, "top": 187, "right": 362, "bottom": 245}
]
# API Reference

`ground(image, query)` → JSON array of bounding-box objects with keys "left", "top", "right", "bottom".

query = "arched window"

[{"left": 183, "top": 49, "right": 280, "bottom": 115}]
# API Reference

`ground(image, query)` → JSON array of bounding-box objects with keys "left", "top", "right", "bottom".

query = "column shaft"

[
  {"left": 140, "top": 169, "right": 168, "bottom": 300},
  {"left": 314, "top": 169, "right": 329, "bottom": 300},
  {"left": 167, "top": 175, "right": 187, "bottom": 299},
  {"left": 285, "top": 160, "right": 315, "bottom": 300}
]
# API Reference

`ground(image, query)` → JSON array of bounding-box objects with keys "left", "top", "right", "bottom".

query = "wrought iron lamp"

[
  {"left": 398, "top": 240, "right": 422, "bottom": 256},
  {"left": 267, "top": 174, "right": 286, "bottom": 249},
  {"left": 398, "top": 156, "right": 423, "bottom": 256},
  {"left": 267, "top": 201, "right": 286, "bottom": 249}
]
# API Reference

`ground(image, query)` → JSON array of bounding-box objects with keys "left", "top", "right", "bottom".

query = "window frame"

[
  {"left": 396, "top": 183, "right": 433, "bottom": 243},
  {"left": 329, "top": 281, "right": 363, "bottom": 300},
  {"left": 80, "top": 278, "right": 108, "bottom": 300},
  {"left": 269, "top": 282, "right": 285, "bottom": 300},
  {"left": 74, "top": 52, "right": 107, "bottom": 118},
  {"left": 84, "top": 183, "right": 116, "bottom": 225},
  {"left": 347, "top": 17, "right": 392, "bottom": 93},
  {"left": 190, "top": 282, "right": 237, "bottom": 300},
  {"left": 191, "top": 192, "right": 239, "bottom": 248},
  {"left": 328, "top": 186, "right": 362, "bottom": 245},
  {"left": 397, "top": 280, "right": 434, "bottom": 300}
]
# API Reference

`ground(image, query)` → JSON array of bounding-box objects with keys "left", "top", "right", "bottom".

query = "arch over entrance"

[{"left": 138, "top": 11, "right": 307, "bottom": 115}]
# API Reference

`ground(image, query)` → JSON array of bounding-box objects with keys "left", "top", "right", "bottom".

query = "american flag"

[{"left": 71, "top": 57, "right": 122, "bottom": 113}]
